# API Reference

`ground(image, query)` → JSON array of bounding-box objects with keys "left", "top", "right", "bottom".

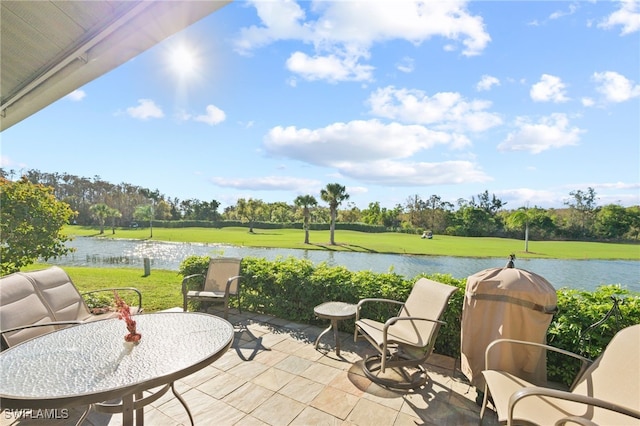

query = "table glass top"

[
  {"left": 314, "top": 301, "right": 357, "bottom": 317},
  {"left": 0, "top": 312, "right": 233, "bottom": 400}
]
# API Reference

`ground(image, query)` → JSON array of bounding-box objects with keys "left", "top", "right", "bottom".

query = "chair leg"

[
  {"left": 479, "top": 384, "right": 489, "bottom": 419},
  {"left": 183, "top": 296, "right": 188, "bottom": 312},
  {"left": 236, "top": 293, "right": 241, "bottom": 314}
]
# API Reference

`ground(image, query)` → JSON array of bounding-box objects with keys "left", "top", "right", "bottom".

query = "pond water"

[{"left": 44, "top": 237, "right": 640, "bottom": 293}]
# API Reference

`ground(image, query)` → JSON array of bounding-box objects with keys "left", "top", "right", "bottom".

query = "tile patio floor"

[{"left": 1, "top": 306, "right": 500, "bottom": 426}]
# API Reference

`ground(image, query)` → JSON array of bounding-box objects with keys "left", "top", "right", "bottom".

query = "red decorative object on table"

[{"left": 114, "top": 291, "right": 141, "bottom": 343}]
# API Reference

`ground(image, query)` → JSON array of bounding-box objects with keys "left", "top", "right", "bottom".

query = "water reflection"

[{"left": 45, "top": 237, "right": 640, "bottom": 293}]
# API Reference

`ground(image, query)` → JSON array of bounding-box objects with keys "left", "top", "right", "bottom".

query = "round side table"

[{"left": 313, "top": 301, "right": 357, "bottom": 356}]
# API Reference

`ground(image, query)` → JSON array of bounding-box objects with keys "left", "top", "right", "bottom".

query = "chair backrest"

[
  {"left": 25, "top": 266, "right": 93, "bottom": 322},
  {"left": 203, "top": 257, "right": 242, "bottom": 295},
  {"left": 0, "top": 272, "right": 58, "bottom": 348},
  {"left": 571, "top": 324, "right": 640, "bottom": 416},
  {"left": 396, "top": 278, "right": 458, "bottom": 348}
]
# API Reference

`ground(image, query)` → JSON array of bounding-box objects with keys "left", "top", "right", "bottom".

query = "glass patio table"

[
  {"left": 314, "top": 301, "right": 357, "bottom": 356},
  {"left": 0, "top": 312, "right": 234, "bottom": 426}
]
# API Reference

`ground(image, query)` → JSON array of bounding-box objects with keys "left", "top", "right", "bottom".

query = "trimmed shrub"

[{"left": 179, "top": 255, "right": 640, "bottom": 387}]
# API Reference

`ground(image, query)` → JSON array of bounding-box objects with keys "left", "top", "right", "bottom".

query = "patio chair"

[
  {"left": 480, "top": 324, "right": 640, "bottom": 425},
  {"left": 182, "top": 257, "right": 243, "bottom": 319},
  {"left": 354, "top": 277, "right": 458, "bottom": 389},
  {"left": 0, "top": 266, "right": 142, "bottom": 350}
]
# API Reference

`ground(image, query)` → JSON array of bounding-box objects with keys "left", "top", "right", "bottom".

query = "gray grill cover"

[{"left": 460, "top": 267, "right": 557, "bottom": 389}]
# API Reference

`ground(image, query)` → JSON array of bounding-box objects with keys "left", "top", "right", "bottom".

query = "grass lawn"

[{"left": 65, "top": 225, "right": 640, "bottom": 260}]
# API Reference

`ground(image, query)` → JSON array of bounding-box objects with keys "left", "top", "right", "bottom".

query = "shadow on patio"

[{"left": 1, "top": 306, "right": 500, "bottom": 426}]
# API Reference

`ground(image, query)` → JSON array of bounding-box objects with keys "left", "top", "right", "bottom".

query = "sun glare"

[{"left": 168, "top": 44, "right": 198, "bottom": 77}]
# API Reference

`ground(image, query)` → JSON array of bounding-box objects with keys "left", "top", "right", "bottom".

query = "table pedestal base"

[
  {"left": 92, "top": 382, "right": 193, "bottom": 426},
  {"left": 314, "top": 318, "right": 342, "bottom": 356}
]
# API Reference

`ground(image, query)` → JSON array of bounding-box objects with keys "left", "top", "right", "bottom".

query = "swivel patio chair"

[
  {"left": 354, "top": 277, "right": 458, "bottom": 389},
  {"left": 182, "top": 257, "right": 243, "bottom": 319},
  {"left": 480, "top": 323, "right": 640, "bottom": 425}
]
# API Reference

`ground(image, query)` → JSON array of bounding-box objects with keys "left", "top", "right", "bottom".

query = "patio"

[{"left": 1, "top": 306, "right": 499, "bottom": 426}]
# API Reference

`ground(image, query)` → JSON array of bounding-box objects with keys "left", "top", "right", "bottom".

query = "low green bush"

[{"left": 179, "top": 255, "right": 640, "bottom": 387}]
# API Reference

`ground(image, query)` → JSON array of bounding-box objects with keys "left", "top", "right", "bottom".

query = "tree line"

[{"left": 3, "top": 168, "right": 639, "bottom": 242}]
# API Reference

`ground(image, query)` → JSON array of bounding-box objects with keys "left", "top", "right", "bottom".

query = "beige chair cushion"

[
  {"left": 26, "top": 266, "right": 93, "bottom": 322},
  {"left": 203, "top": 258, "right": 242, "bottom": 295},
  {"left": 0, "top": 272, "right": 58, "bottom": 347}
]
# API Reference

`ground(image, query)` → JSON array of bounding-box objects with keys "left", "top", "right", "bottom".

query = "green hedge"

[
  {"left": 151, "top": 220, "right": 387, "bottom": 232},
  {"left": 179, "top": 255, "right": 640, "bottom": 387}
]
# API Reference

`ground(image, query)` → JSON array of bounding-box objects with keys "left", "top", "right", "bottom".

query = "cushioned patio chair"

[
  {"left": 182, "top": 257, "right": 243, "bottom": 319},
  {"left": 354, "top": 277, "right": 458, "bottom": 389},
  {"left": 480, "top": 324, "right": 640, "bottom": 425},
  {"left": 0, "top": 266, "right": 142, "bottom": 350}
]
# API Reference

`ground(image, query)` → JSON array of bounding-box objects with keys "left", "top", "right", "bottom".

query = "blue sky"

[{"left": 2, "top": 0, "right": 639, "bottom": 211}]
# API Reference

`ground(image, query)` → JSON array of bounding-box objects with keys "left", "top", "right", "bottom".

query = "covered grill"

[{"left": 460, "top": 259, "right": 557, "bottom": 391}]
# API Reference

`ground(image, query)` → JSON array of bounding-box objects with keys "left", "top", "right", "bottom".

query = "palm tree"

[
  {"left": 108, "top": 208, "right": 122, "bottom": 234},
  {"left": 89, "top": 203, "right": 110, "bottom": 234},
  {"left": 294, "top": 195, "right": 318, "bottom": 244},
  {"left": 320, "top": 183, "right": 349, "bottom": 245},
  {"left": 134, "top": 204, "right": 154, "bottom": 238},
  {"left": 505, "top": 206, "right": 543, "bottom": 252}
]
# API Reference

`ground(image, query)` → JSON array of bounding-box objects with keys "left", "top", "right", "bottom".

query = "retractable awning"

[{"left": 1, "top": 0, "right": 231, "bottom": 131}]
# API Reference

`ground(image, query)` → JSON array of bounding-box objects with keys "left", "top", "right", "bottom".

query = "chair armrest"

[
  {"left": 1, "top": 321, "right": 82, "bottom": 336},
  {"left": 384, "top": 316, "right": 445, "bottom": 328},
  {"left": 554, "top": 416, "right": 599, "bottom": 426},
  {"left": 356, "top": 298, "right": 404, "bottom": 321},
  {"left": 484, "top": 338, "right": 593, "bottom": 390},
  {"left": 181, "top": 274, "right": 204, "bottom": 295},
  {"left": 508, "top": 387, "right": 640, "bottom": 426},
  {"left": 82, "top": 287, "right": 143, "bottom": 311},
  {"left": 225, "top": 275, "right": 243, "bottom": 295},
  {"left": 382, "top": 316, "right": 445, "bottom": 344}
]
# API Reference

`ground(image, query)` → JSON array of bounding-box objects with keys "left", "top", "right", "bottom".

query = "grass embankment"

[{"left": 65, "top": 225, "right": 640, "bottom": 260}]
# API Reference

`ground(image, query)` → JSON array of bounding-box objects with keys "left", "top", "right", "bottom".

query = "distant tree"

[
  {"left": 90, "top": 203, "right": 111, "bottom": 234},
  {"left": 594, "top": 204, "right": 632, "bottom": 239},
  {"left": 361, "top": 202, "right": 383, "bottom": 225},
  {"left": 236, "top": 198, "right": 264, "bottom": 233},
  {"left": 320, "top": 183, "right": 349, "bottom": 245},
  {"left": 154, "top": 199, "right": 173, "bottom": 220},
  {"left": 471, "top": 190, "right": 506, "bottom": 214},
  {"left": 338, "top": 202, "right": 360, "bottom": 223},
  {"left": 565, "top": 187, "right": 598, "bottom": 237},
  {"left": 109, "top": 208, "right": 122, "bottom": 234},
  {"left": 1, "top": 177, "right": 76, "bottom": 274},
  {"left": 134, "top": 204, "right": 154, "bottom": 238},
  {"left": 294, "top": 195, "right": 318, "bottom": 244},
  {"left": 505, "top": 206, "right": 546, "bottom": 252}
]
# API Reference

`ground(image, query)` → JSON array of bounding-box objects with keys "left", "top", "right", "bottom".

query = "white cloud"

[
  {"left": 496, "top": 188, "right": 562, "bottom": 208},
  {"left": 126, "top": 99, "right": 164, "bottom": 120},
  {"left": 265, "top": 119, "right": 459, "bottom": 166},
  {"left": 498, "top": 113, "right": 584, "bottom": 154},
  {"left": 338, "top": 160, "right": 492, "bottom": 186},
  {"left": 476, "top": 75, "right": 500, "bottom": 91},
  {"left": 598, "top": 0, "right": 640, "bottom": 35},
  {"left": 581, "top": 97, "right": 596, "bottom": 107},
  {"left": 549, "top": 3, "right": 578, "bottom": 20},
  {"left": 592, "top": 71, "right": 640, "bottom": 103},
  {"left": 235, "top": 1, "right": 490, "bottom": 82},
  {"left": 530, "top": 74, "right": 570, "bottom": 103},
  {"left": 286, "top": 51, "right": 374, "bottom": 82},
  {"left": 65, "top": 90, "right": 86, "bottom": 101},
  {"left": 194, "top": 105, "right": 226, "bottom": 125},
  {"left": 396, "top": 57, "right": 415, "bottom": 74},
  {"left": 211, "top": 176, "right": 321, "bottom": 192},
  {"left": 367, "top": 86, "right": 502, "bottom": 133}
]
